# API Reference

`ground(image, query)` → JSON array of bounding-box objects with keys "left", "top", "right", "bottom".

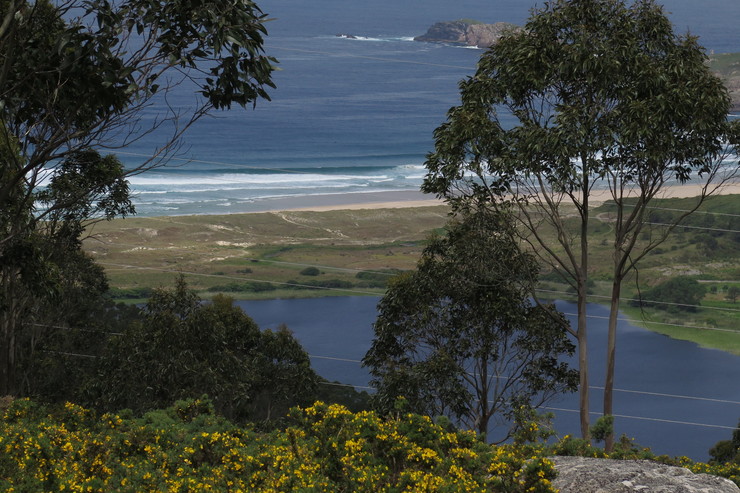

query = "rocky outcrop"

[
  {"left": 552, "top": 456, "right": 740, "bottom": 493},
  {"left": 413, "top": 20, "right": 519, "bottom": 48}
]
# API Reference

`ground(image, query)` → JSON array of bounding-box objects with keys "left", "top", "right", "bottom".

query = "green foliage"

[
  {"left": 355, "top": 268, "right": 403, "bottom": 288},
  {"left": 107, "top": 286, "right": 154, "bottom": 299},
  {"left": 26, "top": 300, "right": 142, "bottom": 404},
  {"left": 727, "top": 286, "right": 739, "bottom": 303},
  {"left": 313, "top": 380, "right": 372, "bottom": 414},
  {"left": 590, "top": 415, "right": 614, "bottom": 444},
  {"left": 0, "top": 398, "right": 562, "bottom": 493},
  {"left": 422, "top": 0, "right": 737, "bottom": 443},
  {"left": 88, "top": 277, "right": 318, "bottom": 423},
  {"left": 633, "top": 277, "right": 706, "bottom": 312},
  {"left": 5, "top": 397, "right": 740, "bottom": 492},
  {"left": 0, "top": 0, "right": 276, "bottom": 396},
  {"left": 710, "top": 418, "right": 740, "bottom": 463},
  {"left": 299, "top": 266, "right": 321, "bottom": 276},
  {"left": 423, "top": 0, "right": 733, "bottom": 206},
  {"left": 206, "top": 281, "right": 276, "bottom": 293},
  {"left": 0, "top": 148, "right": 134, "bottom": 396},
  {"left": 364, "top": 209, "right": 578, "bottom": 441}
]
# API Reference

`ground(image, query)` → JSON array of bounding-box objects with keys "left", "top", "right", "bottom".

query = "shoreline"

[{"left": 243, "top": 181, "right": 740, "bottom": 215}]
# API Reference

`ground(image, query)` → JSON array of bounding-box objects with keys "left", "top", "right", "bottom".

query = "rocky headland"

[
  {"left": 413, "top": 20, "right": 519, "bottom": 48},
  {"left": 414, "top": 20, "right": 739, "bottom": 110}
]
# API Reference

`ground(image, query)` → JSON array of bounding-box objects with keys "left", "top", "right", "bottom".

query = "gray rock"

[
  {"left": 552, "top": 456, "right": 739, "bottom": 493},
  {"left": 413, "top": 21, "right": 519, "bottom": 48}
]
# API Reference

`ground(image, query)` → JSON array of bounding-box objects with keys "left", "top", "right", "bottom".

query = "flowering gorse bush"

[
  {"left": 2, "top": 397, "right": 738, "bottom": 492},
  {"left": 0, "top": 398, "right": 558, "bottom": 492}
]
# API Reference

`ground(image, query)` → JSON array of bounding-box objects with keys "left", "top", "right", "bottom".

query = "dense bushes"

[
  {"left": 206, "top": 281, "right": 276, "bottom": 293},
  {"left": 2, "top": 398, "right": 740, "bottom": 492},
  {"left": 0, "top": 398, "right": 560, "bottom": 493},
  {"left": 88, "top": 277, "right": 318, "bottom": 423},
  {"left": 631, "top": 277, "right": 706, "bottom": 312}
]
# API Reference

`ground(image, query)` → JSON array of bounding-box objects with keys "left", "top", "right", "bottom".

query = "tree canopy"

[
  {"left": 363, "top": 210, "right": 577, "bottom": 441},
  {"left": 90, "top": 277, "right": 318, "bottom": 422},
  {"left": 0, "top": 0, "right": 276, "bottom": 395},
  {"left": 422, "top": 0, "right": 738, "bottom": 445}
]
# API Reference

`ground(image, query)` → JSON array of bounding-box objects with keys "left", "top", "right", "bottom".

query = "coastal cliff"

[{"left": 413, "top": 20, "right": 519, "bottom": 48}]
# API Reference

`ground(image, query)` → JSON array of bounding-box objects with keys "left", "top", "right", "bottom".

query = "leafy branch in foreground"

[{"left": 0, "top": 0, "right": 276, "bottom": 395}]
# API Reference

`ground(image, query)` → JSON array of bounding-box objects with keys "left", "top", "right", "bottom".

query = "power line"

[
  {"left": 116, "top": 151, "right": 331, "bottom": 177},
  {"left": 630, "top": 205, "right": 740, "bottom": 220},
  {"left": 560, "top": 310, "right": 740, "bottom": 334},
  {"left": 542, "top": 406, "right": 736, "bottom": 431},
  {"left": 646, "top": 221, "right": 740, "bottom": 234},
  {"left": 537, "top": 289, "right": 740, "bottom": 314},
  {"left": 318, "top": 381, "right": 374, "bottom": 391},
  {"left": 307, "top": 355, "right": 740, "bottom": 406},
  {"left": 28, "top": 323, "right": 123, "bottom": 337}
]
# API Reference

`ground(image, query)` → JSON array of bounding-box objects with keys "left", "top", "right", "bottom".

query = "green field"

[{"left": 84, "top": 195, "right": 740, "bottom": 353}]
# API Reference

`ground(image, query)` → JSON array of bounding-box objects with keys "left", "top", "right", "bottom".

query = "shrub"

[
  {"left": 299, "top": 266, "right": 321, "bottom": 276},
  {"left": 0, "top": 398, "right": 560, "bottom": 493},
  {"left": 632, "top": 276, "right": 706, "bottom": 312}
]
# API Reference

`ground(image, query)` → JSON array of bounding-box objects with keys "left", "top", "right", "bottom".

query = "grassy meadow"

[{"left": 83, "top": 195, "right": 740, "bottom": 353}]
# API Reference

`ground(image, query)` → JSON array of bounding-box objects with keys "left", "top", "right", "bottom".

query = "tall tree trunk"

[
  {"left": 0, "top": 321, "right": 14, "bottom": 395},
  {"left": 578, "top": 170, "right": 591, "bottom": 440},
  {"left": 0, "top": 268, "right": 17, "bottom": 396},
  {"left": 577, "top": 283, "right": 590, "bottom": 440},
  {"left": 603, "top": 277, "right": 622, "bottom": 452}
]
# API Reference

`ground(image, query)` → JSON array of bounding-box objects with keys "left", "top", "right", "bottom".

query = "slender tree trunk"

[
  {"left": 0, "top": 321, "right": 13, "bottom": 395},
  {"left": 0, "top": 267, "right": 17, "bottom": 395},
  {"left": 578, "top": 170, "right": 591, "bottom": 440},
  {"left": 603, "top": 277, "right": 622, "bottom": 452},
  {"left": 577, "top": 283, "right": 590, "bottom": 440}
]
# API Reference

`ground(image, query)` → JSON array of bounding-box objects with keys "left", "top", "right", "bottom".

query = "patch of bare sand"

[{"left": 261, "top": 182, "right": 740, "bottom": 213}]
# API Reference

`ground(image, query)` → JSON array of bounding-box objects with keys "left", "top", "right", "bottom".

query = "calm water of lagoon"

[{"left": 237, "top": 297, "right": 740, "bottom": 461}]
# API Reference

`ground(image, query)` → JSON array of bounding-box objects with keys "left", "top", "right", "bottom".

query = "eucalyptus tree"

[
  {"left": 363, "top": 209, "right": 578, "bottom": 441},
  {"left": 0, "top": 0, "right": 275, "bottom": 394},
  {"left": 423, "top": 0, "right": 739, "bottom": 447}
]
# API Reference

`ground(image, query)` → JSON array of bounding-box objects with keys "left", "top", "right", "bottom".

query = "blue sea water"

[{"left": 117, "top": 0, "right": 740, "bottom": 216}]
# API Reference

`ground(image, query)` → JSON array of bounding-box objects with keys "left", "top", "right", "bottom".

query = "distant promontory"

[
  {"left": 414, "top": 21, "right": 739, "bottom": 110},
  {"left": 413, "top": 19, "right": 519, "bottom": 48}
]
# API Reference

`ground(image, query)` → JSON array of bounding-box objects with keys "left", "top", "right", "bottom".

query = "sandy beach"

[{"left": 261, "top": 180, "right": 740, "bottom": 214}]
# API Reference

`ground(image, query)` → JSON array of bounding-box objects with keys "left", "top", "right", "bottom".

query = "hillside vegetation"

[
  {"left": 2, "top": 397, "right": 740, "bottom": 492},
  {"left": 84, "top": 195, "right": 740, "bottom": 353}
]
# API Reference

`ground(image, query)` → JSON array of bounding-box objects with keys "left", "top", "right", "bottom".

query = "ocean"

[{"left": 117, "top": 0, "right": 740, "bottom": 216}]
